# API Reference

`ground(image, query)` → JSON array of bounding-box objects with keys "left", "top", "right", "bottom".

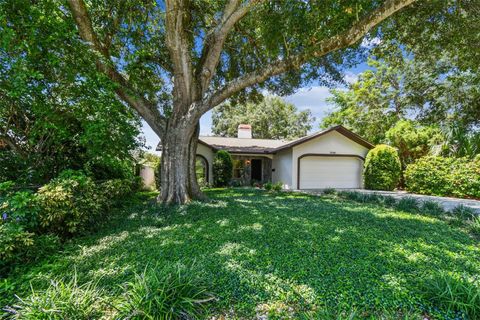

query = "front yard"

[{"left": 1, "top": 189, "right": 479, "bottom": 319}]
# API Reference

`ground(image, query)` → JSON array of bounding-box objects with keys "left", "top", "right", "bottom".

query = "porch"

[{"left": 231, "top": 155, "right": 272, "bottom": 186}]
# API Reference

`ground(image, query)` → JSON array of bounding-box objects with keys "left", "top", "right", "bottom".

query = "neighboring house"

[{"left": 158, "top": 124, "right": 374, "bottom": 190}]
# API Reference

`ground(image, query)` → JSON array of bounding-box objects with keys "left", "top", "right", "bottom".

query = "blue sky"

[{"left": 140, "top": 63, "right": 370, "bottom": 152}]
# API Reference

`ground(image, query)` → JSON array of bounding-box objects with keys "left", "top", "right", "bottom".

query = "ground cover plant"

[{"left": 1, "top": 189, "right": 479, "bottom": 319}]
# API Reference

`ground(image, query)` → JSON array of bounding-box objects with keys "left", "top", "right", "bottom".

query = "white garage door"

[{"left": 299, "top": 156, "right": 362, "bottom": 189}]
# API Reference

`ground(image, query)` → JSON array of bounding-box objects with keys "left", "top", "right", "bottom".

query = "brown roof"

[
  {"left": 273, "top": 125, "right": 374, "bottom": 151},
  {"left": 199, "top": 136, "right": 286, "bottom": 154},
  {"left": 157, "top": 126, "right": 374, "bottom": 153}
]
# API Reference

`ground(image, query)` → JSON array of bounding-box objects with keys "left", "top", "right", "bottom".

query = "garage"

[{"left": 298, "top": 155, "right": 363, "bottom": 189}]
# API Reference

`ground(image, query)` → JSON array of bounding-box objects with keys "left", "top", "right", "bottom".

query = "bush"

[
  {"left": 323, "top": 188, "right": 336, "bottom": 195},
  {"left": 0, "top": 189, "right": 39, "bottom": 229},
  {"left": 450, "top": 205, "right": 476, "bottom": 219},
  {"left": 36, "top": 171, "right": 102, "bottom": 237},
  {"left": 6, "top": 274, "right": 103, "bottom": 319},
  {"left": 272, "top": 182, "right": 283, "bottom": 192},
  {"left": 0, "top": 223, "right": 34, "bottom": 268},
  {"left": 422, "top": 272, "right": 480, "bottom": 319},
  {"left": 98, "top": 179, "right": 134, "bottom": 210},
  {"left": 421, "top": 200, "right": 444, "bottom": 215},
  {"left": 364, "top": 145, "right": 402, "bottom": 191},
  {"left": 264, "top": 182, "right": 273, "bottom": 191},
  {"left": 405, "top": 156, "right": 480, "bottom": 198},
  {"left": 213, "top": 151, "right": 233, "bottom": 187},
  {"left": 36, "top": 170, "right": 135, "bottom": 237},
  {"left": 118, "top": 265, "right": 214, "bottom": 319},
  {"left": 395, "top": 197, "right": 419, "bottom": 213}
]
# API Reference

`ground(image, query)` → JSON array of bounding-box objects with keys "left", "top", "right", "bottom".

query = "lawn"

[{"left": 1, "top": 189, "right": 479, "bottom": 319}]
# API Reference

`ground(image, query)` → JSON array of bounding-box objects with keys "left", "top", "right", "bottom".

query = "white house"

[{"left": 190, "top": 124, "right": 374, "bottom": 190}]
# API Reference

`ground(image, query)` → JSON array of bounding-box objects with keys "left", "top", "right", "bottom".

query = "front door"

[{"left": 251, "top": 159, "right": 262, "bottom": 182}]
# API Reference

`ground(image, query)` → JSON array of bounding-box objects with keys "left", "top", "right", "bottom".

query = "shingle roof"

[
  {"left": 156, "top": 126, "right": 374, "bottom": 153},
  {"left": 199, "top": 136, "right": 287, "bottom": 154}
]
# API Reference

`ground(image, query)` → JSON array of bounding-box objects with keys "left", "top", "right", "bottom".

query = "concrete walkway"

[{"left": 300, "top": 189, "right": 480, "bottom": 213}]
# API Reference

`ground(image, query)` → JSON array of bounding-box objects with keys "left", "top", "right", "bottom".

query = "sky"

[{"left": 140, "top": 64, "right": 370, "bottom": 153}]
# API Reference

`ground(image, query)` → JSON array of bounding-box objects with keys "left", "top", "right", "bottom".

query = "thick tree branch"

[
  {"left": 67, "top": 0, "right": 166, "bottom": 137},
  {"left": 196, "top": 0, "right": 258, "bottom": 95},
  {"left": 199, "top": 0, "right": 416, "bottom": 116},
  {"left": 165, "top": 0, "right": 196, "bottom": 109}
]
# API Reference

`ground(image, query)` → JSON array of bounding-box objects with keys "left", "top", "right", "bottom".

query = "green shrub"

[
  {"left": 1, "top": 190, "right": 39, "bottom": 229},
  {"left": 395, "top": 197, "right": 419, "bottom": 213},
  {"left": 450, "top": 205, "right": 476, "bottom": 219},
  {"left": 98, "top": 179, "right": 133, "bottom": 210},
  {"left": 470, "top": 216, "right": 480, "bottom": 236},
  {"left": 421, "top": 200, "right": 444, "bottom": 215},
  {"left": 323, "top": 188, "right": 336, "bottom": 195},
  {"left": 36, "top": 170, "right": 103, "bottom": 237},
  {"left": 364, "top": 145, "right": 402, "bottom": 191},
  {"left": 272, "top": 182, "right": 283, "bottom": 192},
  {"left": 118, "top": 265, "right": 214, "bottom": 319},
  {"left": 0, "top": 223, "right": 34, "bottom": 269},
  {"left": 6, "top": 274, "right": 103, "bottom": 319},
  {"left": 213, "top": 151, "right": 233, "bottom": 187},
  {"left": 422, "top": 272, "right": 480, "bottom": 319},
  {"left": 264, "top": 182, "right": 273, "bottom": 191},
  {"left": 382, "top": 195, "right": 397, "bottom": 207},
  {"left": 405, "top": 156, "right": 480, "bottom": 198}
]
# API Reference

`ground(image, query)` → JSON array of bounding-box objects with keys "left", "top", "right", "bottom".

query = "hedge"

[
  {"left": 405, "top": 156, "right": 480, "bottom": 199},
  {"left": 364, "top": 145, "right": 402, "bottom": 191},
  {"left": 213, "top": 151, "right": 233, "bottom": 187}
]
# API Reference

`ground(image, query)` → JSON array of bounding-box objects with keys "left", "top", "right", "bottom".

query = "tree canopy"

[
  {"left": 212, "top": 96, "right": 314, "bottom": 140},
  {"left": 321, "top": 48, "right": 480, "bottom": 158},
  {"left": 0, "top": 1, "right": 141, "bottom": 183}
]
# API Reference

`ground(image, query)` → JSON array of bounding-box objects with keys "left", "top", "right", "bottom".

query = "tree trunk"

[
  {"left": 188, "top": 122, "right": 206, "bottom": 200},
  {"left": 158, "top": 119, "right": 204, "bottom": 204}
]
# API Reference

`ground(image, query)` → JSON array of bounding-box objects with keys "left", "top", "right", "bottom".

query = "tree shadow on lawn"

[{"left": 3, "top": 188, "right": 479, "bottom": 318}]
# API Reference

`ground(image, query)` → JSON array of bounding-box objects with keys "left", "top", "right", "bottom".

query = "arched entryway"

[{"left": 196, "top": 155, "right": 209, "bottom": 185}]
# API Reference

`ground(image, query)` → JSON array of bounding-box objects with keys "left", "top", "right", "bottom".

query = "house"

[{"left": 158, "top": 124, "right": 374, "bottom": 189}]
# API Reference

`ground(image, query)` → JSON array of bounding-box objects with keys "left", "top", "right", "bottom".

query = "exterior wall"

[
  {"left": 272, "top": 149, "right": 293, "bottom": 189},
  {"left": 292, "top": 131, "right": 369, "bottom": 189},
  {"left": 139, "top": 165, "right": 156, "bottom": 190},
  {"left": 196, "top": 143, "right": 214, "bottom": 184}
]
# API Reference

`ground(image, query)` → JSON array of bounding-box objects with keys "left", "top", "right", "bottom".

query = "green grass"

[{"left": 1, "top": 189, "right": 479, "bottom": 319}]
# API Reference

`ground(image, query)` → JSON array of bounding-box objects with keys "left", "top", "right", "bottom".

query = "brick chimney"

[{"left": 237, "top": 124, "right": 252, "bottom": 139}]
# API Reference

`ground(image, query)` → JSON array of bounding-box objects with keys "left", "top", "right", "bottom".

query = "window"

[{"left": 233, "top": 159, "right": 245, "bottom": 178}]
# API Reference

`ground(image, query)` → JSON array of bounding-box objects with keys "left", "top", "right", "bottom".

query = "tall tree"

[
  {"left": 321, "top": 48, "right": 480, "bottom": 157},
  {"left": 0, "top": 1, "right": 141, "bottom": 184},
  {"left": 51, "top": 0, "right": 418, "bottom": 203},
  {"left": 212, "top": 96, "right": 314, "bottom": 140}
]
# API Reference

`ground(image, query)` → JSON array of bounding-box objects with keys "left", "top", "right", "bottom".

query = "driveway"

[{"left": 299, "top": 189, "right": 480, "bottom": 213}]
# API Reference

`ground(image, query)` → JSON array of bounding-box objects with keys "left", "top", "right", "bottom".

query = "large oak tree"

[{"left": 65, "top": 0, "right": 417, "bottom": 204}]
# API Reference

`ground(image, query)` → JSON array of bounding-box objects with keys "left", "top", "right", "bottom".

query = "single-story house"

[{"left": 158, "top": 124, "right": 374, "bottom": 190}]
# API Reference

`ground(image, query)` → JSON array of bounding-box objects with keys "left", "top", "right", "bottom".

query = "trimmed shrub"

[
  {"left": 213, "top": 151, "right": 233, "bottom": 187},
  {"left": 364, "top": 145, "right": 401, "bottom": 191},
  {"left": 405, "top": 156, "right": 480, "bottom": 198},
  {"left": 118, "top": 265, "right": 214, "bottom": 319}
]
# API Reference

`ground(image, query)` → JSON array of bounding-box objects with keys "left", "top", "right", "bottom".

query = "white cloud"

[
  {"left": 361, "top": 36, "right": 382, "bottom": 49},
  {"left": 344, "top": 72, "right": 359, "bottom": 84}
]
